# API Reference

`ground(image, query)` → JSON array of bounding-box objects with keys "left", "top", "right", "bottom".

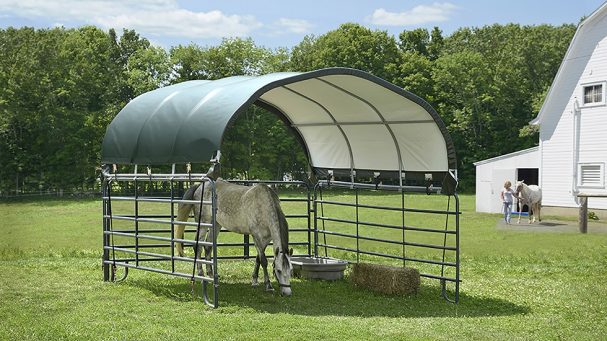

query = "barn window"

[
  {"left": 578, "top": 163, "right": 604, "bottom": 188},
  {"left": 582, "top": 82, "right": 605, "bottom": 106}
]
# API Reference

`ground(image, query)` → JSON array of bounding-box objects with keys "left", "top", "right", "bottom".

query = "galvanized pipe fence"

[
  {"left": 102, "top": 170, "right": 460, "bottom": 307},
  {"left": 313, "top": 180, "right": 460, "bottom": 303},
  {"left": 102, "top": 171, "right": 312, "bottom": 308}
]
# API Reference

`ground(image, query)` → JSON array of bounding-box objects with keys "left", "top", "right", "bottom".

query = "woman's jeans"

[{"left": 503, "top": 202, "right": 512, "bottom": 223}]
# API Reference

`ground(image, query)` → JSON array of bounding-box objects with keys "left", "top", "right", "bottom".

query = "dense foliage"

[{"left": 0, "top": 23, "right": 576, "bottom": 194}]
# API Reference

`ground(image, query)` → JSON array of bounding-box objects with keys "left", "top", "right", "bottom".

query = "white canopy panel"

[{"left": 258, "top": 72, "right": 454, "bottom": 174}]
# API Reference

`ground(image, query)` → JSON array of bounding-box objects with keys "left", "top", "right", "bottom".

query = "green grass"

[{"left": 1, "top": 193, "right": 607, "bottom": 340}]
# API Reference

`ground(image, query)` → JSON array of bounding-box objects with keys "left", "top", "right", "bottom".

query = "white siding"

[
  {"left": 540, "top": 103, "right": 575, "bottom": 207},
  {"left": 539, "top": 16, "right": 607, "bottom": 210},
  {"left": 474, "top": 148, "right": 539, "bottom": 213}
]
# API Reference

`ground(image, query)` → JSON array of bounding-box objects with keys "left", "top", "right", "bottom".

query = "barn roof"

[
  {"left": 473, "top": 146, "right": 539, "bottom": 166},
  {"left": 101, "top": 68, "right": 456, "bottom": 177},
  {"left": 531, "top": 2, "right": 607, "bottom": 125}
]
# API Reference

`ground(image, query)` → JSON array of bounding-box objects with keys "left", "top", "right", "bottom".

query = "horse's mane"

[{"left": 268, "top": 187, "right": 289, "bottom": 252}]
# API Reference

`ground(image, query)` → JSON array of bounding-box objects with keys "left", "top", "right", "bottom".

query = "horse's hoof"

[{"left": 252, "top": 279, "right": 259, "bottom": 287}]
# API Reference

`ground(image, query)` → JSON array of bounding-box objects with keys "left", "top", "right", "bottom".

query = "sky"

[{"left": 1, "top": 0, "right": 606, "bottom": 49}]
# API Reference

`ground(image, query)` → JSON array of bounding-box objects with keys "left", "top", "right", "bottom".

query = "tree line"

[{"left": 0, "top": 22, "right": 576, "bottom": 195}]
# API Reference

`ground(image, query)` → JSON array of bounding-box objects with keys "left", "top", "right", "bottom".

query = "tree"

[
  {"left": 170, "top": 38, "right": 289, "bottom": 81},
  {"left": 289, "top": 23, "right": 400, "bottom": 80},
  {"left": 428, "top": 27, "right": 444, "bottom": 60},
  {"left": 0, "top": 22, "right": 578, "bottom": 194},
  {"left": 392, "top": 51, "right": 435, "bottom": 102},
  {"left": 168, "top": 38, "right": 305, "bottom": 180},
  {"left": 0, "top": 26, "right": 171, "bottom": 194},
  {"left": 399, "top": 28, "right": 430, "bottom": 56},
  {"left": 431, "top": 23, "right": 575, "bottom": 190}
]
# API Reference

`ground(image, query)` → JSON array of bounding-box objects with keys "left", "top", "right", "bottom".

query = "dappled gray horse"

[
  {"left": 175, "top": 180, "right": 293, "bottom": 296},
  {"left": 515, "top": 181, "right": 542, "bottom": 224}
]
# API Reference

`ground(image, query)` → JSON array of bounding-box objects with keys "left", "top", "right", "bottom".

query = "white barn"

[
  {"left": 476, "top": 3, "right": 607, "bottom": 215},
  {"left": 474, "top": 147, "right": 539, "bottom": 214},
  {"left": 532, "top": 2, "right": 607, "bottom": 215}
]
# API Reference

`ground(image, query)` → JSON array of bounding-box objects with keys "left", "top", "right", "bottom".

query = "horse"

[
  {"left": 515, "top": 180, "right": 542, "bottom": 224},
  {"left": 175, "top": 179, "right": 293, "bottom": 296}
]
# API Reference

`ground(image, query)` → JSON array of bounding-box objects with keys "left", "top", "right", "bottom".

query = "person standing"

[{"left": 500, "top": 180, "right": 516, "bottom": 224}]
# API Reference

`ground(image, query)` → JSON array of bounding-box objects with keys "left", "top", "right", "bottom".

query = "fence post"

[
  {"left": 102, "top": 180, "right": 110, "bottom": 281},
  {"left": 578, "top": 196, "right": 588, "bottom": 234},
  {"left": 244, "top": 234, "right": 250, "bottom": 259}
]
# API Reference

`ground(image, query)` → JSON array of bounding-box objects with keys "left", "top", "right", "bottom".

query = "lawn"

[{"left": 1, "top": 193, "right": 606, "bottom": 340}]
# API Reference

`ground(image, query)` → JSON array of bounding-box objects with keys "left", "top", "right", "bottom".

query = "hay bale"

[{"left": 350, "top": 263, "right": 420, "bottom": 295}]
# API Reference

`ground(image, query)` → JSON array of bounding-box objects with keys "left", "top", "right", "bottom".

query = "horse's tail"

[{"left": 175, "top": 183, "right": 199, "bottom": 257}]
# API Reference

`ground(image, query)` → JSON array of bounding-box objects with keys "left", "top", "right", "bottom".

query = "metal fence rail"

[
  {"left": 103, "top": 173, "right": 220, "bottom": 307},
  {"left": 102, "top": 170, "right": 460, "bottom": 306},
  {"left": 102, "top": 173, "right": 313, "bottom": 308},
  {"left": 313, "top": 180, "right": 460, "bottom": 303}
]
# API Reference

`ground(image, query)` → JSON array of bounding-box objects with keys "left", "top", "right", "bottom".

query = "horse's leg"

[
  {"left": 517, "top": 201, "right": 522, "bottom": 224},
  {"left": 175, "top": 202, "right": 193, "bottom": 257},
  {"left": 538, "top": 204, "right": 542, "bottom": 222},
  {"left": 528, "top": 205, "right": 533, "bottom": 224},
  {"left": 259, "top": 250, "right": 273, "bottom": 291},
  {"left": 194, "top": 226, "right": 208, "bottom": 276},
  {"left": 203, "top": 222, "right": 221, "bottom": 276},
  {"left": 517, "top": 208, "right": 522, "bottom": 224},
  {"left": 251, "top": 255, "right": 261, "bottom": 287},
  {"left": 174, "top": 184, "right": 200, "bottom": 257},
  {"left": 252, "top": 239, "right": 273, "bottom": 291}
]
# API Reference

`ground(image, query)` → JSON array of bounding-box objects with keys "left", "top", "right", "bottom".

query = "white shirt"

[{"left": 502, "top": 188, "right": 516, "bottom": 203}]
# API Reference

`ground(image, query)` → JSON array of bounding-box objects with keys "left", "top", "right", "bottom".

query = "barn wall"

[
  {"left": 475, "top": 148, "right": 539, "bottom": 213},
  {"left": 540, "top": 22, "right": 607, "bottom": 210}
]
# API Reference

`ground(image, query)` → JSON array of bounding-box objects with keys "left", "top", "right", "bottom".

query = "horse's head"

[
  {"left": 515, "top": 180, "right": 525, "bottom": 195},
  {"left": 273, "top": 248, "right": 293, "bottom": 296}
]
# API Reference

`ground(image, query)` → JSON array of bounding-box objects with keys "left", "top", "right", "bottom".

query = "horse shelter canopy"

[{"left": 101, "top": 67, "right": 456, "bottom": 179}]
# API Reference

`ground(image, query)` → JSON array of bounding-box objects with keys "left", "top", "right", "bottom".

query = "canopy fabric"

[{"left": 101, "top": 68, "right": 456, "bottom": 175}]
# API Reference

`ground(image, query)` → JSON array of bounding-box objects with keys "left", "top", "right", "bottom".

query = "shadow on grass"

[{"left": 125, "top": 276, "right": 529, "bottom": 318}]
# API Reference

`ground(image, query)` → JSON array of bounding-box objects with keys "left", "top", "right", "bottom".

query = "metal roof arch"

[{"left": 101, "top": 67, "right": 457, "bottom": 177}]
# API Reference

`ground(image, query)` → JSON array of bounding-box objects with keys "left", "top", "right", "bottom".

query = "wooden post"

[{"left": 578, "top": 196, "right": 588, "bottom": 234}]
